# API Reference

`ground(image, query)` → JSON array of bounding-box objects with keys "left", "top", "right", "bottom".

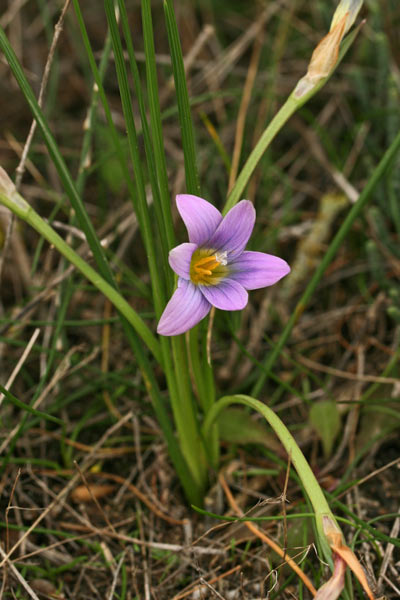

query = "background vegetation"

[{"left": 0, "top": 0, "right": 399, "bottom": 598}]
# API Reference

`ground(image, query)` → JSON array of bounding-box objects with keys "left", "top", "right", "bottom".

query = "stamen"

[
  {"left": 193, "top": 255, "right": 220, "bottom": 274},
  {"left": 194, "top": 256, "right": 220, "bottom": 270},
  {"left": 194, "top": 267, "right": 212, "bottom": 276},
  {"left": 190, "top": 249, "right": 229, "bottom": 285}
]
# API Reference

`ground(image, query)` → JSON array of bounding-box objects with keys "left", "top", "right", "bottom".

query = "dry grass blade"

[
  {"left": 377, "top": 506, "right": 400, "bottom": 590},
  {"left": 228, "top": 31, "right": 263, "bottom": 192},
  {"left": 0, "top": 545, "right": 41, "bottom": 600},
  {"left": 97, "top": 472, "right": 186, "bottom": 527},
  {"left": 172, "top": 565, "right": 242, "bottom": 600},
  {"left": 218, "top": 473, "right": 317, "bottom": 596},
  {"left": 107, "top": 550, "right": 126, "bottom": 600},
  {"left": 0, "top": 327, "right": 40, "bottom": 408},
  {"left": 297, "top": 355, "right": 400, "bottom": 385}
]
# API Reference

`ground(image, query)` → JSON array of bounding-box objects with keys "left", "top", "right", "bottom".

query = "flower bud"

[
  {"left": 294, "top": 0, "right": 364, "bottom": 98},
  {"left": 330, "top": 0, "right": 363, "bottom": 35}
]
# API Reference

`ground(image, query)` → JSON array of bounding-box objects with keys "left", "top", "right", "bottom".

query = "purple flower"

[{"left": 157, "top": 194, "right": 290, "bottom": 336}]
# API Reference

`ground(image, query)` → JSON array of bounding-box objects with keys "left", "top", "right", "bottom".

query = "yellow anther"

[
  {"left": 194, "top": 267, "right": 212, "bottom": 276},
  {"left": 190, "top": 250, "right": 229, "bottom": 285},
  {"left": 193, "top": 256, "right": 220, "bottom": 272}
]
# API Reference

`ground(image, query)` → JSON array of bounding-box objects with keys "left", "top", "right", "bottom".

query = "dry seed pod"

[{"left": 70, "top": 484, "right": 115, "bottom": 503}]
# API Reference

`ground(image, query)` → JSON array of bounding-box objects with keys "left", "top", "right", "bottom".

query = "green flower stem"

[
  {"left": 203, "top": 394, "right": 338, "bottom": 561},
  {"left": 188, "top": 326, "right": 210, "bottom": 413},
  {"left": 0, "top": 188, "right": 161, "bottom": 364},
  {"left": 188, "top": 325, "right": 219, "bottom": 468},
  {"left": 223, "top": 94, "right": 298, "bottom": 214},
  {"left": 223, "top": 25, "right": 363, "bottom": 214},
  {"left": 171, "top": 335, "right": 208, "bottom": 493},
  {"left": 163, "top": 0, "right": 214, "bottom": 489},
  {"left": 67, "top": 11, "right": 200, "bottom": 503},
  {"left": 251, "top": 127, "right": 400, "bottom": 397},
  {"left": 105, "top": 0, "right": 207, "bottom": 500}
]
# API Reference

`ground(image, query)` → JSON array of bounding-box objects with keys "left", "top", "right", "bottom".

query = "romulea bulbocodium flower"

[{"left": 157, "top": 194, "right": 290, "bottom": 336}]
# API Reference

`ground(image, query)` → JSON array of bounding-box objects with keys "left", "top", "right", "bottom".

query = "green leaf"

[
  {"left": 309, "top": 401, "right": 341, "bottom": 458},
  {"left": 96, "top": 126, "right": 127, "bottom": 195},
  {"left": 217, "top": 407, "right": 281, "bottom": 453}
]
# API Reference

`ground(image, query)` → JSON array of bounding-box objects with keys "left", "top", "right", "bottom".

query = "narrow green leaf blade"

[{"left": 164, "top": 0, "right": 200, "bottom": 195}]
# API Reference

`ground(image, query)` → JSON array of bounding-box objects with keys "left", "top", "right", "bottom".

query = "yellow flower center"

[{"left": 190, "top": 249, "right": 228, "bottom": 285}]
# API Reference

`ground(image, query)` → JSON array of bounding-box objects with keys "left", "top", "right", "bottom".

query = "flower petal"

[
  {"left": 230, "top": 251, "right": 290, "bottom": 290},
  {"left": 176, "top": 194, "right": 222, "bottom": 246},
  {"left": 199, "top": 279, "right": 248, "bottom": 311},
  {"left": 157, "top": 278, "right": 211, "bottom": 336},
  {"left": 207, "top": 200, "right": 255, "bottom": 259},
  {"left": 168, "top": 242, "right": 197, "bottom": 279}
]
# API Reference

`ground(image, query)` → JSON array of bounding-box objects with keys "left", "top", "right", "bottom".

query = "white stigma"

[{"left": 215, "top": 251, "right": 228, "bottom": 266}]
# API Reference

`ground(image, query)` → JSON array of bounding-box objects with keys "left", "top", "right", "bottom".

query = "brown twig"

[
  {"left": 98, "top": 472, "right": 186, "bottom": 527},
  {"left": 172, "top": 565, "right": 242, "bottom": 600},
  {"left": 296, "top": 354, "right": 399, "bottom": 385},
  {"left": 218, "top": 473, "right": 317, "bottom": 596}
]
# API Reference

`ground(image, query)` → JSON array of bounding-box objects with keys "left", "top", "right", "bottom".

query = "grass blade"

[
  {"left": 117, "top": 0, "right": 172, "bottom": 286},
  {"left": 140, "top": 0, "right": 176, "bottom": 251},
  {"left": 164, "top": 0, "right": 200, "bottom": 195},
  {"left": 0, "top": 384, "right": 63, "bottom": 427},
  {"left": 104, "top": 0, "right": 166, "bottom": 314}
]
